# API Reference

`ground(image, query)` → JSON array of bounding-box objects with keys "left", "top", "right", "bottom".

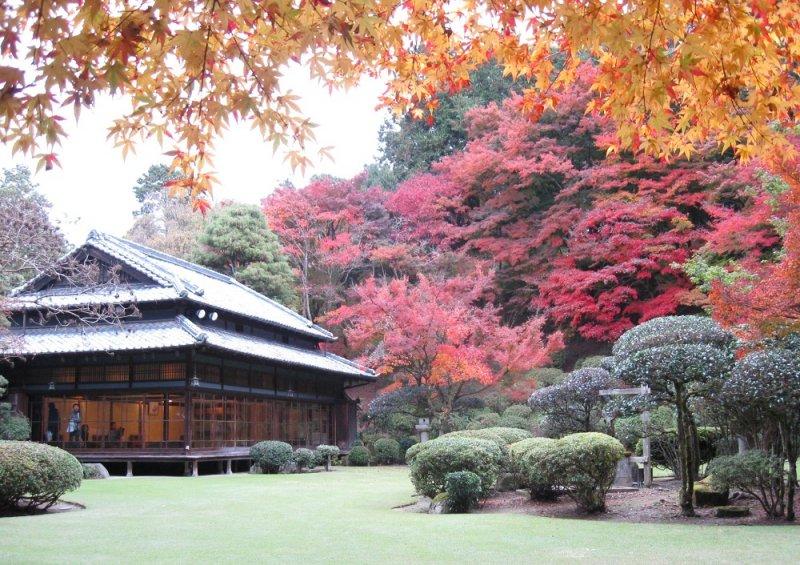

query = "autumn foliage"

[{"left": 326, "top": 271, "right": 563, "bottom": 421}]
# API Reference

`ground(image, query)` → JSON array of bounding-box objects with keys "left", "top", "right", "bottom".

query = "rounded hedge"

[
  {"left": 250, "top": 440, "right": 293, "bottom": 474},
  {"left": 0, "top": 413, "right": 31, "bottom": 441},
  {"left": 517, "top": 438, "right": 558, "bottom": 500},
  {"left": 410, "top": 436, "right": 505, "bottom": 498},
  {"left": 503, "top": 405, "right": 533, "bottom": 420},
  {"left": 0, "top": 441, "right": 83, "bottom": 511},
  {"left": 314, "top": 444, "right": 340, "bottom": 468},
  {"left": 533, "top": 432, "right": 624, "bottom": 513},
  {"left": 348, "top": 445, "right": 370, "bottom": 466},
  {"left": 372, "top": 438, "right": 401, "bottom": 465},
  {"left": 445, "top": 470, "right": 482, "bottom": 513},
  {"left": 292, "top": 448, "right": 315, "bottom": 471},
  {"left": 405, "top": 441, "right": 426, "bottom": 463}
]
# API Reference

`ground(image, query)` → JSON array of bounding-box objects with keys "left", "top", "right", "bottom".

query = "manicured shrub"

[
  {"left": 0, "top": 441, "right": 83, "bottom": 511},
  {"left": 497, "top": 415, "right": 530, "bottom": 430},
  {"left": 517, "top": 438, "right": 558, "bottom": 500},
  {"left": 314, "top": 444, "right": 340, "bottom": 471},
  {"left": 483, "top": 427, "right": 533, "bottom": 445},
  {"left": 444, "top": 471, "right": 482, "bottom": 513},
  {"left": 0, "top": 413, "right": 31, "bottom": 441},
  {"left": 405, "top": 441, "right": 426, "bottom": 463},
  {"left": 467, "top": 412, "right": 501, "bottom": 429},
  {"left": 81, "top": 463, "right": 109, "bottom": 480},
  {"left": 348, "top": 445, "right": 370, "bottom": 466},
  {"left": 372, "top": 438, "right": 401, "bottom": 464},
  {"left": 503, "top": 405, "right": 533, "bottom": 420},
  {"left": 397, "top": 437, "right": 418, "bottom": 461},
  {"left": 292, "top": 448, "right": 315, "bottom": 472},
  {"left": 440, "top": 427, "right": 531, "bottom": 450},
  {"left": 438, "top": 429, "right": 507, "bottom": 450},
  {"left": 707, "top": 451, "right": 787, "bottom": 518},
  {"left": 509, "top": 437, "right": 553, "bottom": 473},
  {"left": 250, "top": 440, "right": 293, "bottom": 474},
  {"left": 528, "top": 432, "right": 624, "bottom": 512},
  {"left": 410, "top": 436, "right": 505, "bottom": 498}
]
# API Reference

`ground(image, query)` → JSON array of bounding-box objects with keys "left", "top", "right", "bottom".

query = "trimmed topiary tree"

[
  {"left": 314, "top": 444, "right": 340, "bottom": 471},
  {"left": 347, "top": 445, "right": 370, "bottom": 466},
  {"left": 719, "top": 348, "right": 800, "bottom": 521},
  {"left": 372, "top": 438, "right": 401, "bottom": 465},
  {"left": 250, "top": 440, "right": 293, "bottom": 474},
  {"left": 444, "top": 471, "right": 483, "bottom": 513},
  {"left": 528, "top": 368, "right": 618, "bottom": 436},
  {"left": 0, "top": 441, "right": 83, "bottom": 512},
  {"left": 410, "top": 436, "right": 505, "bottom": 498},
  {"left": 613, "top": 315, "right": 734, "bottom": 516},
  {"left": 292, "top": 448, "right": 315, "bottom": 472}
]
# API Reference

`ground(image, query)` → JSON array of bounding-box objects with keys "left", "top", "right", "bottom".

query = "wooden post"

[{"left": 126, "top": 461, "right": 133, "bottom": 478}]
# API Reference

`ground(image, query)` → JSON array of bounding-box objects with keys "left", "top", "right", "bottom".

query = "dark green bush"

[
  {"left": 636, "top": 426, "right": 721, "bottom": 478},
  {"left": 517, "top": 438, "right": 558, "bottom": 500},
  {"left": 503, "top": 405, "right": 533, "bottom": 420},
  {"left": 292, "top": 448, "right": 315, "bottom": 472},
  {"left": 708, "top": 451, "right": 786, "bottom": 518},
  {"left": 314, "top": 444, "right": 340, "bottom": 471},
  {"left": 0, "top": 441, "right": 83, "bottom": 511},
  {"left": 81, "top": 463, "right": 109, "bottom": 480},
  {"left": 250, "top": 440, "right": 293, "bottom": 474},
  {"left": 445, "top": 471, "right": 482, "bottom": 513},
  {"left": 497, "top": 415, "right": 530, "bottom": 430},
  {"left": 405, "top": 441, "right": 427, "bottom": 463},
  {"left": 440, "top": 427, "right": 532, "bottom": 451},
  {"left": 397, "top": 437, "right": 418, "bottom": 461},
  {"left": 372, "top": 438, "right": 401, "bottom": 464},
  {"left": 527, "top": 432, "right": 624, "bottom": 512},
  {"left": 348, "top": 445, "right": 370, "bottom": 466},
  {"left": 410, "top": 436, "right": 505, "bottom": 498},
  {"left": 0, "top": 413, "right": 31, "bottom": 441}
]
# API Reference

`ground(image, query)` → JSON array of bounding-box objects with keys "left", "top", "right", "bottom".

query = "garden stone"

[
  {"left": 428, "top": 493, "right": 450, "bottom": 514},
  {"left": 715, "top": 505, "right": 750, "bottom": 518}
]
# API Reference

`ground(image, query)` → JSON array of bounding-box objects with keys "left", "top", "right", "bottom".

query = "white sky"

[{"left": 0, "top": 73, "right": 388, "bottom": 244}]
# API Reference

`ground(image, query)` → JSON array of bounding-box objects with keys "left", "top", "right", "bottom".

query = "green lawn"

[{"left": 1, "top": 467, "right": 798, "bottom": 564}]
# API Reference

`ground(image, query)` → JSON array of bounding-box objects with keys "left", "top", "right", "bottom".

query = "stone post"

[{"left": 415, "top": 417, "right": 431, "bottom": 443}]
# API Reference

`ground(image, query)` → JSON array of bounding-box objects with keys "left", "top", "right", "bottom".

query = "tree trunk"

[
  {"left": 780, "top": 423, "right": 796, "bottom": 522},
  {"left": 675, "top": 386, "right": 695, "bottom": 517}
]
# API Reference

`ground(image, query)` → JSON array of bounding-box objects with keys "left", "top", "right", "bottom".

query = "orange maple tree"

[{"left": 2, "top": 0, "right": 799, "bottom": 201}]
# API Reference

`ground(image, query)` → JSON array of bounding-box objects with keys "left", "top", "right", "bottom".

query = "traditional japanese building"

[{"left": 1, "top": 231, "right": 375, "bottom": 474}]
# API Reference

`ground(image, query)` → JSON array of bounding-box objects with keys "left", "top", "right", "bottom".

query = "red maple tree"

[{"left": 325, "top": 271, "right": 563, "bottom": 427}]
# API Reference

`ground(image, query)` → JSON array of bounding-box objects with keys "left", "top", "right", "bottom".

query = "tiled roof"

[
  {"left": 12, "top": 231, "right": 334, "bottom": 341},
  {"left": 3, "top": 316, "right": 375, "bottom": 379},
  {"left": 1, "top": 319, "right": 198, "bottom": 356}
]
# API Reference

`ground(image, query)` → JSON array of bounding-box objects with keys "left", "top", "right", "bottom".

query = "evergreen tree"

[{"left": 194, "top": 203, "right": 299, "bottom": 308}]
